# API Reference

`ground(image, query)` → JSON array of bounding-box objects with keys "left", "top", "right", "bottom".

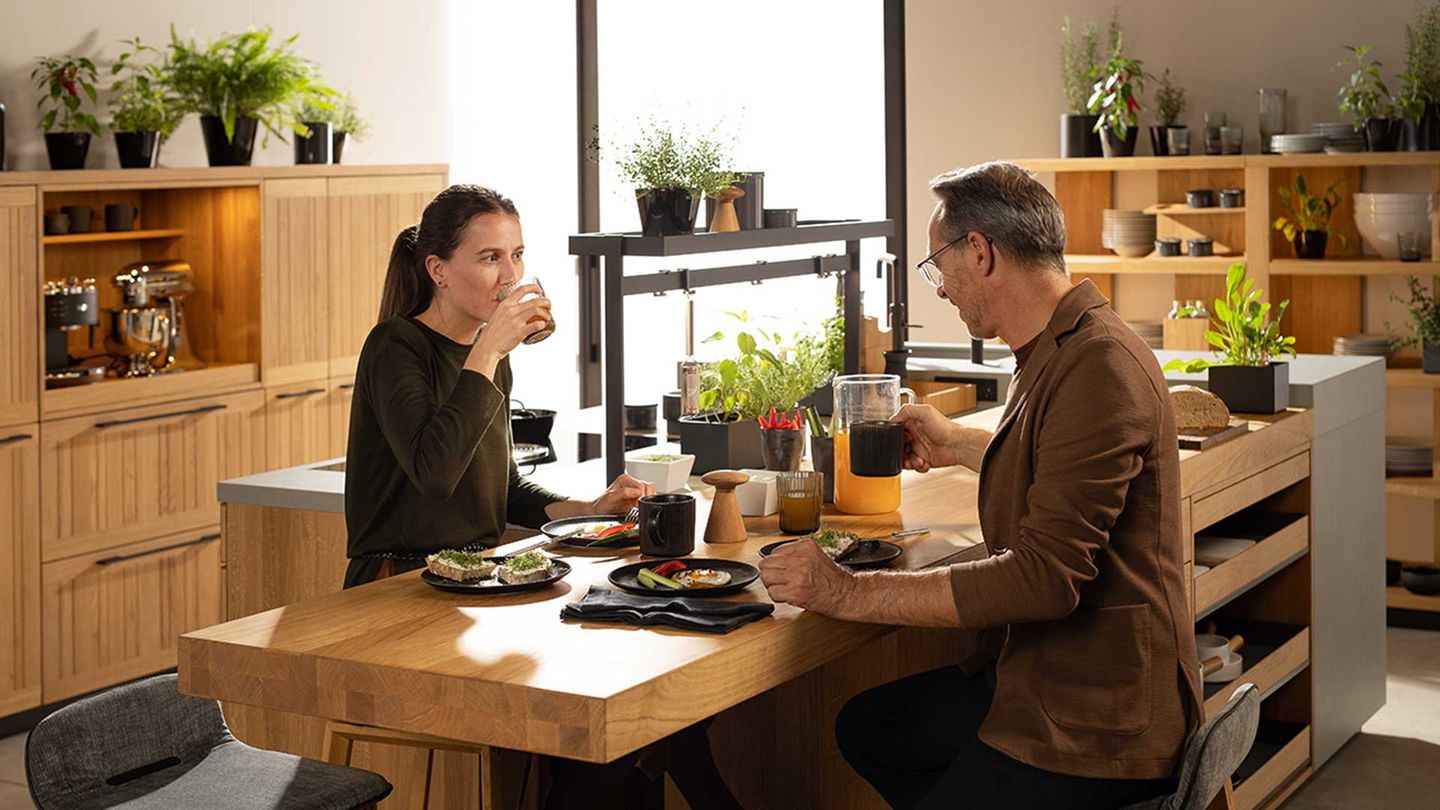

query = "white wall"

[{"left": 905, "top": 0, "right": 1421, "bottom": 344}]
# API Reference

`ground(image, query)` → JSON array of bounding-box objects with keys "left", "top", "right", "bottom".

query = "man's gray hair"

[{"left": 929, "top": 162, "right": 1067, "bottom": 273}]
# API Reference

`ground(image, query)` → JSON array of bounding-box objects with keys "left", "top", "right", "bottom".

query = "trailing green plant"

[
  {"left": 1087, "top": 33, "right": 1147, "bottom": 141},
  {"left": 164, "top": 26, "right": 329, "bottom": 142},
  {"left": 1408, "top": 1, "right": 1440, "bottom": 102},
  {"left": 1153, "top": 68, "right": 1186, "bottom": 125},
  {"left": 597, "top": 121, "right": 737, "bottom": 198},
  {"left": 1390, "top": 275, "right": 1440, "bottom": 348},
  {"left": 1059, "top": 16, "right": 1100, "bottom": 114},
  {"left": 299, "top": 90, "right": 369, "bottom": 139},
  {"left": 696, "top": 313, "right": 835, "bottom": 421},
  {"left": 1162, "top": 263, "right": 1295, "bottom": 371},
  {"left": 1272, "top": 173, "right": 1347, "bottom": 246},
  {"left": 1337, "top": 44, "right": 1395, "bottom": 128},
  {"left": 31, "top": 55, "right": 101, "bottom": 135},
  {"left": 109, "top": 38, "right": 184, "bottom": 138}
]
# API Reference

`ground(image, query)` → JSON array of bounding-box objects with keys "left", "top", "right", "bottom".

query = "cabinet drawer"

[
  {"left": 1195, "top": 516, "right": 1309, "bottom": 618},
  {"left": 0, "top": 426, "right": 42, "bottom": 716},
  {"left": 40, "top": 390, "right": 265, "bottom": 561},
  {"left": 41, "top": 528, "right": 223, "bottom": 703},
  {"left": 1234, "top": 725, "right": 1310, "bottom": 810},
  {"left": 1193, "top": 452, "right": 1309, "bottom": 531}
]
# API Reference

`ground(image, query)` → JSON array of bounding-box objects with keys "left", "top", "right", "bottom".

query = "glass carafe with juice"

[{"left": 833, "top": 374, "right": 914, "bottom": 514}]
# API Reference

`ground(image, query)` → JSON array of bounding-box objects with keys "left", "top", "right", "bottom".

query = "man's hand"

[
  {"left": 892, "top": 403, "right": 962, "bottom": 472},
  {"left": 759, "top": 538, "right": 856, "bottom": 615}
]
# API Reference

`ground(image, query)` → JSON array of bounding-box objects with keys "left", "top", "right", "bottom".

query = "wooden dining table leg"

[{"left": 481, "top": 747, "right": 537, "bottom": 810}]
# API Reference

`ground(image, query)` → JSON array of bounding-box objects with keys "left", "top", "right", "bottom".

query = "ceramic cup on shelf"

[
  {"left": 61, "top": 205, "right": 93, "bottom": 233},
  {"left": 1187, "top": 237, "right": 1215, "bottom": 257},
  {"left": 1203, "top": 111, "right": 1227, "bottom": 154},
  {"left": 42, "top": 212, "right": 70, "bottom": 235},
  {"left": 1219, "top": 188, "right": 1245, "bottom": 208},
  {"left": 105, "top": 204, "right": 140, "bottom": 232},
  {"left": 1186, "top": 189, "right": 1216, "bottom": 208}
]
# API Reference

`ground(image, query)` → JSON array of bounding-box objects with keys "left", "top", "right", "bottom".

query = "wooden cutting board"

[{"left": 1178, "top": 418, "right": 1250, "bottom": 450}]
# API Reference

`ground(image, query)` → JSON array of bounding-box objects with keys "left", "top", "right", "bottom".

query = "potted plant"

[
  {"left": 1163, "top": 263, "right": 1297, "bottom": 413},
  {"left": 604, "top": 122, "right": 737, "bottom": 236},
  {"left": 294, "top": 97, "right": 336, "bottom": 165},
  {"left": 1399, "top": 69, "right": 1429, "bottom": 151},
  {"left": 31, "top": 55, "right": 101, "bottom": 170},
  {"left": 1338, "top": 45, "right": 1402, "bottom": 151},
  {"left": 1059, "top": 15, "right": 1102, "bottom": 158},
  {"left": 108, "top": 38, "right": 183, "bottom": 169},
  {"left": 758, "top": 407, "right": 805, "bottom": 471},
  {"left": 1406, "top": 2, "right": 1440, "bottom": 150},
  {"left": 165, "top": 26, "right": 328, "bottom": 166},
  {"left": 1151, "top": 68, "right": 1186, "bottom": 156},
  {"left": 302, "top": 90, "right": 369, "bottom": 164},
  {"left": 1273, "top": 173, "right": 1346, "bottom": 260},
  {"left": 1087, "top": 33, "right": 1147, "bottom": 158},
  {"left": 1392, "top": 275, "right": 1440, "bottom": 372}
]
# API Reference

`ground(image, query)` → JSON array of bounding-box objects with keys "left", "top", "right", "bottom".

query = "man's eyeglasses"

[{"left": 915, "top": 232, "right": 992, "bottom": 287}]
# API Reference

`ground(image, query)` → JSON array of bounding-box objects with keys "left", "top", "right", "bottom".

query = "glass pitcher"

[{"left": 832, "top": 374, "right": 915, "bottom": 515}]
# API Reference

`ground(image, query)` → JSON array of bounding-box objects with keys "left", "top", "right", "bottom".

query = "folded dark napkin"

[{"left": 560, "top": 586, "right": 774, "bottom": 634}]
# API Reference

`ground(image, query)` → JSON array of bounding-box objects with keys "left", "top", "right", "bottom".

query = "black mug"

[
  {"left": 638, "top": 493, "right": 696, "bottom": 558},
  {"left": 849, "top": 419, "right": 904, "bottom": 477},
  {"left": 61, "top": 205, "right": 93, "bottom": 233},
  {"left": 105, "top": 204, "right": 139, "bottom": 232}
]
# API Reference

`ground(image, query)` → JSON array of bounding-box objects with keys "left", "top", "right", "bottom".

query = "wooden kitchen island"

[{"left": 184, "top": 408, "right": 1320, "bottom": 809}]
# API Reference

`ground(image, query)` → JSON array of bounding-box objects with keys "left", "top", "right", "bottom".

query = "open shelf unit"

[
  {"left": 42, "top": 228, "right": 186, "bottom": 245},
  {"left": 1383, "top": 364, "right": 1440, "bottom": 614}
]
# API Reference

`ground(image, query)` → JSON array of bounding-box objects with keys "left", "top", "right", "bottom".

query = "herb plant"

[
  {"left": 1060, "top": 16, "right": 1100, "bottom": 115},
  {"left": 1391, "top": 275, "right": 1440, "bottom": 349},
  {"left": 1272, "top": 173, "right": 1347, "bottom": 246},
  {"left": 31, "top": 55, "right": 101, "bottom": 135},
  {"left": 109, "top": 38, "right": 184, "bottom": 137},
  {"left": 300, "top": 90, "right": 369, "bottom": 139},
  {"left": 697, "top": 313, "right": 835, "bottom": 421},
  {"left": 1408, "top": 2, "right": 1440, "bottom": 104},
  {"left": 165, "top": 26, "right": 329, "bottom": 142},
  {"left": 1337, "top": 45, "right": 1395, "bottom": 128},
  {"left": 1154, "top": 69, "right": 1186, "bottom": 125},
  {"left": 1162, "top": 263, "right": 1296, "bottom": 372},
  {"left": 600, "top": 121, "right": 738, "bottom": 198}
]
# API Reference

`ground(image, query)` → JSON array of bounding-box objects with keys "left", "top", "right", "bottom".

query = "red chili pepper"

[
  {"left": 596, "top": 522, "right": 635, "bottom": 539},
  {"left": 652, "top": 560, "right": 687, "bottom": 577},
  {"left": 64, "top": 80, "right": 77, "bottom": 98}
]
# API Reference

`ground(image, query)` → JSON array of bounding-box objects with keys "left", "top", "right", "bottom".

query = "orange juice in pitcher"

[{"left": 832, "top": 375, "right": 914, "bottom": 515}]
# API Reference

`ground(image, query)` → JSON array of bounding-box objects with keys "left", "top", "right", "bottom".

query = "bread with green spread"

[
  {"left": 426, "top": 549, "right": 497, "bottom": 582},
  {"left": 498, "top": 550, "right": 555, "bottom": 584}
]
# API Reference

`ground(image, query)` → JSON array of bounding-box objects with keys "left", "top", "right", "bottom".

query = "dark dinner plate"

[
  {"left": 759, "top": 539, "right": 903, "bottom": 570},
  {"left": 608, "top": 558, "right": 760, "bottom": 597},
  {"left": 539, "top": 514, "right": 639, "bottom": 548},
  {"left": 420, "top": 558, "right": 572, "bottom": 594}
]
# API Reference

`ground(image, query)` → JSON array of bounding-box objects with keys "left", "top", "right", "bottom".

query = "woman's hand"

[
  {"left": 466, "top": 284, "right": 552, "bottom": 378},
  {"left": 892, "top": 403, "right": 963, "bottom": 473},
  {"left": 591, "top": 473, "right": 655, "bottom": 515}
]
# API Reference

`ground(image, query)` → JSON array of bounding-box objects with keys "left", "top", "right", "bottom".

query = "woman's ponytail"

[{"left": 378, "top": 224, "right": 423, "bottom": 321}]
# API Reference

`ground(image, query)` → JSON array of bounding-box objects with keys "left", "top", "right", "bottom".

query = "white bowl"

[
  {"left": 624, "top": 451, "right": 696, "bottom": 493},
  {"left": 1353, "top": 205, "right": 1432, "bottom": 260},
  {"left": 1111, "top": 244, "right": 1155, "bottom": 258}
]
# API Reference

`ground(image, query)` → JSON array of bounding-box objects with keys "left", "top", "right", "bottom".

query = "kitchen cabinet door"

[
  {"left": 0, "top": 187, "right": 40, "bottom": 428},
  {"left": 40, "top": 389, "right": 265, "bottom": 562},
  {"left": 327, "top": 174, "right": 446, "bottom": 378},
  {"left": 0, "top": 426, "right": 41, "bottom": 716},
  {"left": 262, "top": 178, "right": 330, "bottom": 386},
  {"left": 328, "top": 376, "right": 356, "bottom": 459},
  {"left": 264, "top": 382, "right": 332, "bottom": 470},
  {"left": 41, "top": 527, "right": 222, "bottom": 702}
]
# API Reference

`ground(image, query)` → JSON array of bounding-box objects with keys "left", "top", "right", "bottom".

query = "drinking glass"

[
  {"left": 1398, "top": 231, "right": 1425, "bottom": 262},
  {"left": 777, "top": 471, "right": 823, "bottom": 534},
  {"left": 1258, "top": 88, "right": 1287, "bottom": 154},
  {"left": 1220, "top": 126, "right": 1244, "bottom": 155},
  {"left": 1203, "top": 112, "right": 1227, "bottom": 155},
  {"left": 1166, "top": 127, "right": 1191, "bottom": 156},
  {"left": 495, "top": 276, "right": 555, "bottom": 344}
]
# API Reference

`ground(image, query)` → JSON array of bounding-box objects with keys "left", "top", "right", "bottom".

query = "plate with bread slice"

[
  {"left": 759, "top": 529, "right": 902, "bottom": 570},
  {"left": 1170, "top": 385, "right": 1249, "bottom": 450},
  {"left": 421, "top": 549, "right": 571, "bottom": 594}
]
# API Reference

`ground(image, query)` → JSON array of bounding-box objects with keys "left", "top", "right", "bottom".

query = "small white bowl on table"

[{"left": 624, "top": 450, "right": 696, "bottom": 494}]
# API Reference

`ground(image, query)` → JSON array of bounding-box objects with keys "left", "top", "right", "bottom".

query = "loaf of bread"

[{"left": 1170, "top": 385, "right": 1231, "bottom": 431}]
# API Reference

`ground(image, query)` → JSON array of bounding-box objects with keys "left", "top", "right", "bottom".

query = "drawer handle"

[
  {"left": 338, "top": 383, "right": 355, "bottom": 390},
  {"left": 95, "top": 533, "right": 221, "bottom": 566},
  {"left": 95, "top": 403, "right": 227, "bottom": 430},
  {"left": 275, "top": 387, "right": 326, "bottom": 400},
  {"left": 0, "top": 433, "right": 33, "bottom": 446}
]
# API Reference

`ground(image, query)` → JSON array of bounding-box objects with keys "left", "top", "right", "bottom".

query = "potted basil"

[
  {"left": 1272, "top": 173, "right": 1346, "bottom": 260},
  {"left": 1150, "top": 69, "right": 1186, "bottom": 156},
  {"left": 1392, "top": 275, "right": 1440, "bottom": 372},
  {"left": 31, "top": 55, "right": 101, "bottom": 170},
  {"left": 165, "top": 26, "right": 328, "bottom": 166},
  {"left": 1163, "top": 263, "right": 1297, "bottom": 414},
  {"left": 603, "top": 122, "right": 737, "bottom": 236},
  {"left": 108, "top": 38, "right": 183, "bottom": 169},
  {"left": 1338, "top": 45, "right": 1402, "bottom": 151},
  {"left": 1058, "top": 16, "right": 1102, "bottom": 158}
]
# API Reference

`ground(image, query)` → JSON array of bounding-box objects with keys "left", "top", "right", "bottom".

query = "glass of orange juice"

[{"left": 495, "top": 276, "right": 555, "bottom": 344}]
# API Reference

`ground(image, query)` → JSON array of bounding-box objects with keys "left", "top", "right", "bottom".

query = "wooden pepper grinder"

[
  {"left": 708, "top": 186, "right": 745, "bottom": 233},
  {"left": 701, "top": 470, "right": 750, "bottom": 544}
]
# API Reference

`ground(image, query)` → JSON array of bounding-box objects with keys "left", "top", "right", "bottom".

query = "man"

[{"left": 759, "top": 161, "right": 1202, "bottom": 809}]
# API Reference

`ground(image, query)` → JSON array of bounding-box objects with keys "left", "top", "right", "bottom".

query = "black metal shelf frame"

[{"left": 569, "top": 219, "right": 895, "bottom": 480}]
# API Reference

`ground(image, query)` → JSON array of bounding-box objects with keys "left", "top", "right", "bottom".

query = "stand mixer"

[{"left": 106, "top": 260, "right": 205, "bottom": 377}]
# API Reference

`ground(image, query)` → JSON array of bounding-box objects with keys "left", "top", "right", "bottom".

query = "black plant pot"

[
  {"left": 810, "top": 435, "right": 835, "bottom": 504},
  {"left": 678, "top": 416, "right": 763, "bottom": 474},
  {"left": 332, "top": 131, "right": 347, "bottom": 163},
  {"left": 636, "top": 188, "right": 701, "bottom": 237},
  {"left": 114, "top": 131, "right": 159, "bottom": 169},
  {"left": 797, "top": 383, "right": 834, "bottom": 416},
  {"left": 293, "top": 121, "right": 333, "bottom": 164},
  {"left": 1424, "top": 342, "right": 1440, "bottom": 374},
  {"left": 199, "top": 115, "right": 258, "bottom": 166},
  {"left": 1207, "top": 362, "right": 1290, "bottom": 414},
  {"left": 44, "top": 132, "right": 91, "bottom": 170},
  {"left": 1100, "top": 126, "right": 1138, "bottom": 158},
  {"left": 1363, "top": 117, "right": 1403, "bottom": 152},
  {"left": 1422, "top": 103, "right": 1440, "bottom": 151},
  {"left": 1403, "top": 117, "right": 1422, "bottom": 152},
  {"left": 1292, "top": 230, "right": 1329, "bottom": 260},
  {"left": 1060, "top": 114, "right": 1103, "bottom": 158},
  {"left": 1149, "top": 124, "right": 1171, "bottom": 156}
]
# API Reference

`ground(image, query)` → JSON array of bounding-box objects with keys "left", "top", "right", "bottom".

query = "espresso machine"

[
  {"left": 44, "top": 277, "right": 107, "bottom": 387},
  {"left": 106, "top": 260, "right": 205, "bottom": 377}
]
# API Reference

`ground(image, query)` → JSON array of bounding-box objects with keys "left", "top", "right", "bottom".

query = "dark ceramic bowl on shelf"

[
  {"left": 1187, "top": 238, "right": 1215, "bottom": 257},
  {"left": 1156, "top": 237, "right": 1182, "bottom": 257},
  {"left": 1219, "top": 188, "right": 1245, "bottom": 208},
  {"left": 1402, "top": 566, "right": 1440, "bottom": 596},
  {"left": 1186, "top": 189, "right": 1216, "bottom": 208}
]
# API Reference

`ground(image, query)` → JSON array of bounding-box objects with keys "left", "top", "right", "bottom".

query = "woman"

[{"left": 344, "top": 183, "right": 652, "bottom": 588}]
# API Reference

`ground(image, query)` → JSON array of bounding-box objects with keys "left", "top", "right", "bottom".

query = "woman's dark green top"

[{"left": 343, "top": 317, "right": 564, "bottom": 587}]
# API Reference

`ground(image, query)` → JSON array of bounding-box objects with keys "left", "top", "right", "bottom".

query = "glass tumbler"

[
  {"left": 1258, "top": 88, "right": 1287, "bottom": 154},
  {"left": 1203, "top": 111, "right": 1227, "bottom": 155},
  {"left": 776, "top": 470, "right": 823, "bottom": 534},
  {"left": 495, "top": 276, "right": 555, "bottom": 344},
  {"left": 1166, "top": 127, "right": 1191, "bottom": 156},
  {"left": 1398, "top": 231, "right": 1425, "bottom": 262},
  {"left": 1220, "top": 126, "right": 1244, "bottom": 155}
]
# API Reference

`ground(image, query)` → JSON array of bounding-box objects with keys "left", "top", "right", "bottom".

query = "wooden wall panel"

[
  {"left": 0, "top": 188, "right": 39, "bottom": 428},
  {"left": 0, "top": 427, "right": 41, "bottom": 717},
  {"left": 265, "top": 382, "right": 332, "bottom": 470},
  {"left": 262, "top": 179, "right": 330, "bottom": 385}
]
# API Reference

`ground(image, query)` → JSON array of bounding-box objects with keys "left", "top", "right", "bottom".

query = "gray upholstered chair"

[
  {"left": 1122, "top": 683, "right": 1261, "bottom": 810},
  {"left": 25, "top": 673, "right": 392, "bottom": 810}
]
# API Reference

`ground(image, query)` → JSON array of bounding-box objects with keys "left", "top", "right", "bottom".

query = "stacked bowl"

[
  {"left": 1312, "top": 122, "right": 1365, "bottom": 152},
  {"left": 1353, "top": 193, "right": 1432, "bottom": 259},
  {"left": 1269, "top": 133, "right": 1328, "bottom": 154},
  {"left": 1102, "top": 210, "right": 1157, "bottom": 258},
  {"left": 1386, "top": 440, "right": 1433, "bottom": 477},
  {"left": 1332, "top": 333, "right": 1392, "bottom": 358}
]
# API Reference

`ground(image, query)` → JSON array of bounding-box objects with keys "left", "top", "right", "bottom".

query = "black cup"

[
  {"left": 849, "top": 420, "right": 904, "bottom": 477},
  {"left": 62, "top": 205, "right": 93, "bottom": 233},
  {"left": 105, "top": 204, "right": 139, "bottom": 232},
  {"left": 638, "top": 493, "right": 696, "bottom": 558},
  {"left": 43, "top": 212, "right": 70, "bottom": 235}
]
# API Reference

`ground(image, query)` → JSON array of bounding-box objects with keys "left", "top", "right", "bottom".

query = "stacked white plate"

[
  {"left": 1387, "top": 440, "right": 1433, "bottom": 476},
  {"left": 1102, "top": 210, "right": 1157, "bottom": 258},
  {"left": 1312, "top": 122, "right": 1365, "bottom": 152},
  {"left": 1270, "top": 133, "right": 1328, "bottom": 154},
  {"left": 1353, "top": 193, "right": 1432, "bottom": 259},
  {"left": 1128, "top": 321, "right": 1164, "bottom": 350},
  {"left": 1333, "top": 333, "right": 1392, "bottom": 357}
]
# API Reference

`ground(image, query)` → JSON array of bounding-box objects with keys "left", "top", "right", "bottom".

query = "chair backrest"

[
  {"left": 1164, "top": 683, "right": 1261, "bottom": 810},
  {"left": 26, "top": 673, "right": 233, "bottom": 808}
]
